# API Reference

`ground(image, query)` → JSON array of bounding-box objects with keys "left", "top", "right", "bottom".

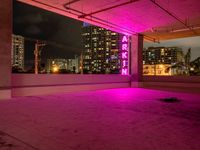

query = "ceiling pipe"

[
  {"left": 64, "top": 5, "right": 159, "bottom": 43},
  {"left": 23, "top": 0, "right": 158, "bottom": 42},
  {"left": 64, "top": 5, "right": 133, "bottom": 33},
  {"left": 64, "top": 0, "right": 81, "bottom": 6},
  {"left": 170, "top": 26, "right": 200, "bottom": 33},
  {"left": 25, "top": 1, "right": 132, "bottom": 37},
  {"left": 144, "top": 35, "right": 160, "bottom": 43},
  {"left": 78, "top": 0, "right": 139, "bottom": 18},
  {"left": 29, "top": 0, "right": 80, "bottom": 16},
  {"left": 150, "top": 0, "right": 198, "bottom": 35}
]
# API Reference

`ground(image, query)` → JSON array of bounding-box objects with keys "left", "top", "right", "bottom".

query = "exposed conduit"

[
  {"left": 18, "top": 0, "right": 159, "bottom": 42},
  {"left": 78, "top": 0, "right": 139, "bottom": 18},
  {"left": 64, "top": 5, "right": 159, "bottom": 43},
  {"left": 65, "top": 0, "right": 81, "bottom": 6},
  {"left": 150, "top": 0, "right": 198, "bottom": 35}
]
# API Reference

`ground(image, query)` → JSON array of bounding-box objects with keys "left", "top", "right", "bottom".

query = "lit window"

[{"left": 111, "top": 32, "right": 117, "bottom": 35}]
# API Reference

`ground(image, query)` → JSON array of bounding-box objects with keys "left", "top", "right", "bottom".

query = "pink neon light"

[
  {"left": 122, "top": 60, "right": 126, "bottom": 67},
  {"left": 122, "top": 68, "right": 128, "bottom": 75},
  {"left": 122, "top": 44, "right": 128, "bottom": 50},
  {"left": 121, "top": 35, "right": 128, "bottom": 75},
  {"left": 122, "top": 36, "right": 128, "bottom": 42},
  {"left": 122, "top": 52, "right": 128, "bottom": 59}
]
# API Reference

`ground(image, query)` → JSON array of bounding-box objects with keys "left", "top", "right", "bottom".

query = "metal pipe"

[
  {"left": 30, "top": 0, "right": 80, "bottom": 16},
  {"left": 22, "top": 0, "right": 158, "bottom": 42},
  {"left": 64, "top": 0, "right": 80, "bottom": 6},
  {"left": 64, "top": 6, "right": 159, "bottom": 42},
  {"left": 171, "top": 26, "right": 200, "bottom": 33},
  {"left": 78, "top": 0, "right": 139, "bottom": 18},
  {"left": 150, "top": 0, "right": 198, "bottom": 35},
  {"left": 63, "top": 5, "right": 135, "bottom": 34},
  {"left": 64, "top": 3, "right": 159, "bottom": 43}
]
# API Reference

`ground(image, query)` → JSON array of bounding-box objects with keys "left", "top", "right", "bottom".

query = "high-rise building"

[
  {"left": 82, "top": 24, "right": 124, "bottom": 74},
  {"left": 12, "top": 34, "right": 25, "bottom": 70},
  {"left": 143, "top": 47, "right": 185, "bottom": 75},
  {"left": 143, "top": 47, "right": 184, "bottom": 65}
]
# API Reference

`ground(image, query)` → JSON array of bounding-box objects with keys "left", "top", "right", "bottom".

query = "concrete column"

[
  {"left": 130, "top": 34, "right": 143, "bottom": 87},
  {"left": 0, "top": 0, "right": 12, "bottom": 99}
]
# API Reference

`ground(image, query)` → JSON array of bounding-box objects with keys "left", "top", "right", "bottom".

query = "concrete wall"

[
  {"left": 142, "top": 76, "right": 200, "bottom": 83},
  {"left": 131, "top": 76, "right": 200, "bottom": 93},
  {"left": 130, "top": 34, "right": 143, "bottom": 87},
  {"left": 12, "top": 74, "right": 131, "bottom": 97},
  {"left": 0, "top": 0, "right": 12, "bottom": 99}
]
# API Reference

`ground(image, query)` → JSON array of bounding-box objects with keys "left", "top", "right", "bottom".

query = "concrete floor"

[{"left": 0, "top": 88, "right": 200, "bottom": 150}]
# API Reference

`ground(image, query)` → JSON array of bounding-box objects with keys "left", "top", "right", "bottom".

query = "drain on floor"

[{"left": 159, "top": 97, "right": 180, "bottom": 103}]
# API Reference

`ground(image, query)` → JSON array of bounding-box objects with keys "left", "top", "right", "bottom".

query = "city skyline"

[
  {"left": 13, "top": 0, "right": 200, "bottom": 75},
  {"left": 13, "top": 0, "right": 83, "bottom": 69},
  {"left": 143, "top": 47, "right": 186, "bottom": 76},
  {"left": 144, "top": 36, "right": 200, "bottom": 61}
]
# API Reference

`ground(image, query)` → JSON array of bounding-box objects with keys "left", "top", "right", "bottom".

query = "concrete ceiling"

[{"left": 17, "top": 0, "right": 200, "bottom": 41}]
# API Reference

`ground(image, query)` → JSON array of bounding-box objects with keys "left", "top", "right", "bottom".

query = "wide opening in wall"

[
  {"left": 12, "top": 0, "right": 130, "bottom": 75},
  {"left": 143, "top": 36, "right": 200, "bottom": 76}
]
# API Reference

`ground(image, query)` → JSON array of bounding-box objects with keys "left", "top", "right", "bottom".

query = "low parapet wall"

[
  {"left": 132, "top": 76, "right": 200, "bottom": 93},
  {"left": 12, "top": 74, "right": 131, "bottom": 97}
]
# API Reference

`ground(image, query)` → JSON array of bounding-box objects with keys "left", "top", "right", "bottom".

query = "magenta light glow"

[{"left": 121, "top": 35, "right": 129, "bottom": 75}]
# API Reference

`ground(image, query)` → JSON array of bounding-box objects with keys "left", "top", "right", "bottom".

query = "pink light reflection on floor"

[{"left": 0, "top": 88, "right": 200, "bottom": 150}]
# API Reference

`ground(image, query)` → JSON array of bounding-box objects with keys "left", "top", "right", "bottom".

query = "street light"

[{"left": 52, "top": 66, "right": 59, "bottom": 73}]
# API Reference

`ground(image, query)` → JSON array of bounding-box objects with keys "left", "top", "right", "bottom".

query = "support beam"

[
  {"left": 0, "top": 0, "right": 12, "bottom": 99},
  {"left": 130, "top": 34, "right": 143, "bottom": 87}
]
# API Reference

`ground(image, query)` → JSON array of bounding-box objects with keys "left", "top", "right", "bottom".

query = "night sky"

[{"left": 13, "top": 0, "right": 83, "bottom": 69}]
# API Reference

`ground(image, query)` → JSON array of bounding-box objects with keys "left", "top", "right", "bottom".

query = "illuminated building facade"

[
  {"left": 143, "top": 47, "right": 185, "bottom": 75},
  {"left": 47, "top": 57, "right": 80, "bottom": 73},
  {"left": 190, "top": 57, "right": 200, "bottom": 75},
  {"left": 82, "top": 23, "right": 126, "bottom": 74},
  {"left": 12, "top": 34, "right": 25, "bottom": 70},
  {"left": 143, "top": 64, "right": 172, "bottom": 76}
]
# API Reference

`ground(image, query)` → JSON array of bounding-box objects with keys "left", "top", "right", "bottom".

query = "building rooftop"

[{"left": 0, "top": 88, "right": 200, "bottom": 150}]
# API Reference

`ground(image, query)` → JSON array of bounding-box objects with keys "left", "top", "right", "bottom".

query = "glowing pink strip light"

[{"left": 121, "top": 35, "right": 129, "bottom": 75}]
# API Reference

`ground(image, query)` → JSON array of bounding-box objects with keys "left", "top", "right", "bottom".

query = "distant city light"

[
  {"left": 159, "top": 64, "right": 164, "bottom": 69},
  {"left": 52, "top": 66, "right": 59, "bottom": 72}
]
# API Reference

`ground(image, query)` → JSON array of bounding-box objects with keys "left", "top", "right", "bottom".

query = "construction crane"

[
  {"left": 24, "top": 37, "right": 46, "bottom": 74},
  {"left": 34, "top": 40, "right": 46, "bottom": 74},
  {"left": 24, "top": 36, "right": 82, "bottom": 74}
]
